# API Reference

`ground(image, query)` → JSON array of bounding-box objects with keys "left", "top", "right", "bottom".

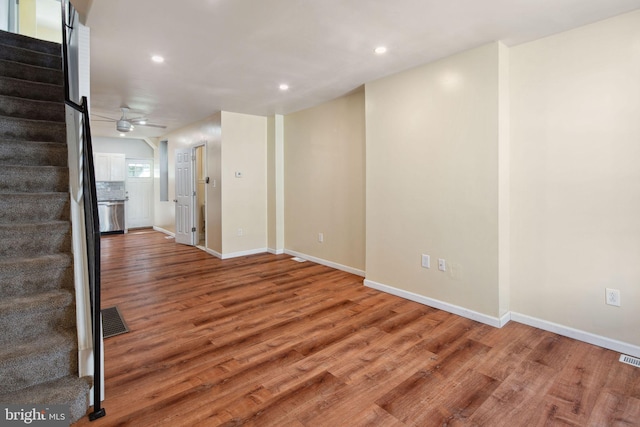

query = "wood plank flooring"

[{"left": 72, "top": 230, "right": 640, "bottom": 426}]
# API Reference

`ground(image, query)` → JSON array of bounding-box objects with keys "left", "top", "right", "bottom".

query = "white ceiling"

[{"left": 85, "top": 0, "right": 640, "bottom": 138}]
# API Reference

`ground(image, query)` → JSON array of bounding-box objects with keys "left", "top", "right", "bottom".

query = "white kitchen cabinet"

[
  {"left": 94, "top": 153, "right": 126, "bottom": 181},
  {"left": 109, "top": 153, "right": 126, "bottom": 181}
]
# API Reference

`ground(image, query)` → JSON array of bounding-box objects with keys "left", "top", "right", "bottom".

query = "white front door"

[
  {"left": 175, "top": 148, "right": 195, "bottom": 245},
  {"left": 125, "top": 159, "right": 153, "bottom": 229}
]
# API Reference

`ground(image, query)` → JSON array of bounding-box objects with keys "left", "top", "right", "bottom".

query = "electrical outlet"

[
  {"left": 438, "top": 258, "right": 446, "bottom": 272},
  {"left": 237, "top": 228, "right": 243, "bottom": 237},
  {"left": 318, "top": 233, "right": 324, "bottom": 243},
  {"left": 605, "top": 288, "right": 621, "bottom": 307},
  {"left": 421, "top": 254, "right": 430, "bottom": 268}
]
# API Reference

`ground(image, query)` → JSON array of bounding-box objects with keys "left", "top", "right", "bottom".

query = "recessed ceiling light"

[
  {"left": 279, "top": 83, "right": 289, "bottom": 91},
  {"left": 151, "top": 55, "right": 165, "bottom": 63},
  {"left": 119, "top": 133, "right": 125, "bottom": 137},
  {"left": 374, "top": 46, "right": 387, "bottom": 55},
  {"left": 138, "top": 120, "right": 147, "bottom": 125}
]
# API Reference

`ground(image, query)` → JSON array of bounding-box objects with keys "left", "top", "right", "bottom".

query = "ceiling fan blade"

[
  {"left": 91, "top": 113, "right": 117, "bottom": 121},
  {"left": 140, "top": 123, "right": 167, "bottom": 129},
  {"left": 92, "top": 118, "right": 117, "bottom": 122}
]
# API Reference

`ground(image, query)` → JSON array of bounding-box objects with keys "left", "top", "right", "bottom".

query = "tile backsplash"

[{"left": 96, "top": 181, "right": 125, "bottom": 201}]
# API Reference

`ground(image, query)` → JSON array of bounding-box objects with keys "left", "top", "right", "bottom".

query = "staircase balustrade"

[{"left": 60, "top": 0, "right": 105, "bottom": 421}]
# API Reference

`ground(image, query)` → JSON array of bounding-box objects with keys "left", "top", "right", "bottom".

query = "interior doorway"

[
  {"left": 125, "top": 158, "right": 153, "bottom": 229},
  {"left": 174, "top": 143, "right": 206, "bottom": 247},
  {"left": 194, "top": 145, "right": 206, "bottom": 247}
]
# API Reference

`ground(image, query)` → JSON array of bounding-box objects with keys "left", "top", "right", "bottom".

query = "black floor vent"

[{"left": 101, "top": 306, "right": 129, "bottom": 338}]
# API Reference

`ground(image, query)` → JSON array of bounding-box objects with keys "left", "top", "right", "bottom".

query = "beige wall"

[
  {"left": 267, "top": 116, "right": 276, "bottom": 250},
  {"left": 220, "top": 112, "right": 267, "bottom": 255},
  {"left": 365, "top": 43, "right": 504, "bottom": 318},
  {"left": 510, "top": 10, "right": 640, "bottom": 346},
  {"left": 19, "top": 0, "right": 37, "bottom": 38},
  {"left": 266, "top": 115, "right": 285, "bottom": 253},
  {"left": 156, "top": 112, "right": 265, "bottom": 256},
  {"left": 207, "top": 113, "right": 222, "bottom": 253},
  {"left": 284, "top": 90, "right": 366, "bottom": 272}
]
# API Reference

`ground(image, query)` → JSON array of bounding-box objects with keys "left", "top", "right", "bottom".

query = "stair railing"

[{"left": 60, "top": 0, "right": 106, "bottom": 421}]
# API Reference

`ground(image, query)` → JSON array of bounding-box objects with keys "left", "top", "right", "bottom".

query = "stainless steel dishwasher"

[
  {"left": 98, "top": 200, "right": 125, "bottom": 233},
  {"left": 96, "top": 181, "right": 126, "bottom": 233}
]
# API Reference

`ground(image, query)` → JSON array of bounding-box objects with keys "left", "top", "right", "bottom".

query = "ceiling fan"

[{"left": 92, "top": 108, "right": 166, "bottom": 133}]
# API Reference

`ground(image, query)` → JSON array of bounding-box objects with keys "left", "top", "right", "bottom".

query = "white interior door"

[
  {"left": 175, "top": 149, "right": 195, "bottom": 245},
  {"left": 125, "top": 159, "right": 153, "bottom": 229}
]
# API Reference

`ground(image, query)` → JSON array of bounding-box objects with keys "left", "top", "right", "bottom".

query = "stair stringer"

[{"left": 63, "top": 19, "right": 105, "bottom": 406}]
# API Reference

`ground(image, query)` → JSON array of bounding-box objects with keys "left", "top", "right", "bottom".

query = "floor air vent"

[
  {"left": 619, "top": 354, "right": 640, "bottom": 368},
  {"left": 102, "top": 306, "right": 129, "bottom": 338},
  {"left": 291, "top": 257, "right": 307, "bottom": 263}
]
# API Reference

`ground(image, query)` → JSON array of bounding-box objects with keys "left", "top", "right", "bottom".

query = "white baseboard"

[
  {"left": 364, "top": 279, "right": 509, "bottom": 328},
  {"left": 220, "top": 248, "right": 268, "bottom": 260},
  {"left": 204, "top": 248, "right": 223, "bottom": 259},
  {"left": 510, "top": 312, "right": 640, "bottom": 358},
  {"left": 284, "top": 249, "right": 365, "bottom": 277},
  {"left": 362, "top": 279, "right": 640, "bottom": 357},
  {"left": 153, "top": 226, "right": 175, "bottom": 237},
  {"left": 206, "top": 247, "right": 267, "bottom": 259},
  {"left": 268, "top": 248, "right": 285, "bottom": 255}
]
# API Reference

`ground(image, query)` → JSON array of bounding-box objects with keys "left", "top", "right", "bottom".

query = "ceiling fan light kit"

[
  {"left": 92, "top": 107, "right": 167, "bottom": 134},
  {"left": 116, "top": 119, "right": 132, "bottom": 132}
]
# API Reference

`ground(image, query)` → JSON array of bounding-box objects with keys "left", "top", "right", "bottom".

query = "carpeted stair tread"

[
  {"left": 0, "top": 115, "right": 66, "bottom": 142},
  {"left": 0, "top": 31, "right": 61, "bottom": 56},
  {"left": 0, "top": 94, "right": 65, "bottom": 122},
  {"left": 0, "top": 331, "right": 77, "bottom": 394},
  {"left": 0, "top": 41, "right": 61, "bottom": 69},
  {"left": 0, "top": 220, "right": 71, "bottom": 257},
  {"left": 0, "top": 289, "right": 73, "bottom": 315},
  {"left": 0, "top": 289, "right": 75, "bottom": 345},
  {"left": 0, "top": 76, "right": 63, "bottom": 102},
  {"left": 0, "top": 375, "right": 92, "bottom": 424},
  {"left": 0, "top": 253, "right": 73, "bottom": 297},
  {"left": 0, "top": 165, "right": 69, "bottom": 193},
  {"left": 0, "top": 140, "right": 68, "bottom": 167},
  {"left": 0, "top": 59, "right": 63, "bottom": 85},
  {"left": 0, "top": 193, "right": 70, "bottom": 222}
]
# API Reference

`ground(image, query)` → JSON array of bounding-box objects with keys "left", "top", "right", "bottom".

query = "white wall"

[
  {"left": 365, "top": 43, "right": 505, "bottom": 320},
  {"left": 0, "top": 0, "right": 9, "bottom": 31},
  {"left": 510, "top": 10, "right": 640, "bottom": 347},
  {"left": 93, "top": 137, "right": 153, "bottom": 159}
]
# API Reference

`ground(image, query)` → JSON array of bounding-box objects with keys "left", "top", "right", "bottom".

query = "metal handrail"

[{"left": 60, "top": 0, "right": 106, "bottom": 421}]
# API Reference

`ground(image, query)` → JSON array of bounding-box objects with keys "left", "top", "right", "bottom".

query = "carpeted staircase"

[{"left": 0, "top": 30, "right": 91, "bottom": 422}]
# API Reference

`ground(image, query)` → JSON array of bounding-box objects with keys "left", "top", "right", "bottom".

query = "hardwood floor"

[{"left": 72, "top": 230, "right": 640, "bottom": 426}]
